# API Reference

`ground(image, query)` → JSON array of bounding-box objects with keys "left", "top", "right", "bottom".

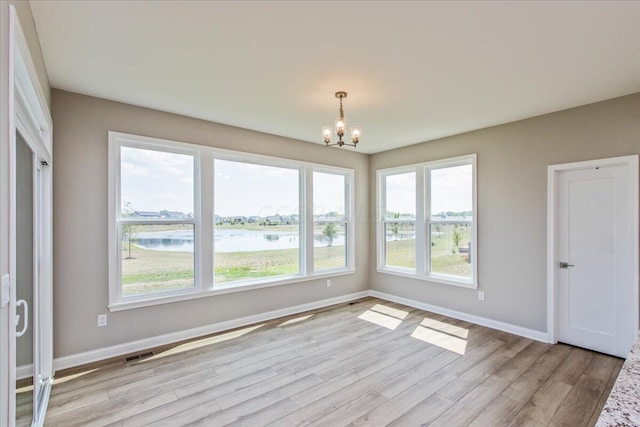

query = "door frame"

[
  {"left": 547, "top": 155, "right": 639, "bottom": 346},
  {"left": 0, "top": 4, "right": 53, "bottom": 426}
]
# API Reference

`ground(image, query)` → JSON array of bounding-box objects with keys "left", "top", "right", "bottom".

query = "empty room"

[{"left": 2, "top": 1, "right": 640, "bottom": 426}]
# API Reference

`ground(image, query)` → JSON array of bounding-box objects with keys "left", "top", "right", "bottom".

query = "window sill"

[
  {"left": 108, "top": 269, "right": 356, "bottom": 312},
  {"left": 376, "top": 267, "right": 478, "bottom": 290}
]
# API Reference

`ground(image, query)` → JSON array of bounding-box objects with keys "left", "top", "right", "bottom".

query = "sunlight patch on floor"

[
  {"left": 420, "top": 317, "right": 469, "bottom": 339},
  {"left": 280, "top": 314, "right": 314, "bottom": 326},
  {"left": 411, "top": 325, "right": 468, "bottom": 355},
  {"left": 144, "top": 323, "right": 265, "bottom": 361},
  {"left": 370, "top": 304, "right": 409, "bottom": 320},
  {"left": 358, "top": 308, "right": 403, "bottom": 330},
  {"left": 53, "top": 368, "right": 100, "bottom": 385},
  {"left": 16, "top": 384, "right": 33, "bottom": 393}
]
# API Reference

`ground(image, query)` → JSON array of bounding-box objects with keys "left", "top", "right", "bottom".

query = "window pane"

[
  {"left": 430, "top": 222, "right": 472, "bottom": 278},
  {"left": 121, "top": 224, "right": 194, "bottom": 296},
  {"left": 313, "top": 172, "right": 345, "bottom": 220},
  {"left": 214, "top": 159, "right": 300, "bottom": 284},
  {"left": 385, "top": 172, "right": 416, "bottom": 220},
  {"left": 314, "top": 171, "right": 347, "bottom": 271},
  {"left": 385, "top": 222, "right": 416, "bottom": 269},
  {"left": 314, "top": 222, "right": 346, "bottom": 270},
  {"left": 384, "top": 172, "right": 416, "bottom": 269},
  {"left": 430, "top": 163, "right": 473, "bottom": 280},
  {"left": 120, "top": 146, "right": 194, "bottom": 217},
  {"left": 430, "top": 164, "right": 472, "bottom": 219}
]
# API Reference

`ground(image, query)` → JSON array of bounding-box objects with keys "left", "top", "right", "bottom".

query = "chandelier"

[{"left": 323, "top": 91, "right": 360, "bottom": 148}]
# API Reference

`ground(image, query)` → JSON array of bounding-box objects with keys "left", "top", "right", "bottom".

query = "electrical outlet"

[
  {"left": 97, "top": 314, "right": 108, "bottom": 327},
  {"left": 478, "top": 291, "right": 485, "bottom": 301},
  {"left": 327, "top": 279, "right": 331, "bottom": 288}
]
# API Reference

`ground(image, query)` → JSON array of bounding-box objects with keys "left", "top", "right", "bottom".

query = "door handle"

[
  {"left": 559, "top": 262, "right": 575, "bottom": 269},
  {"left": 16, "top": 299, "right": 29, "bottom": 337}
]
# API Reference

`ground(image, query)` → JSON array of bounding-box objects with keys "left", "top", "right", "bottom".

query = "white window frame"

[
  {"left": 108, "top": 134, "right": 202, "bottom": 308},
  {"left": 377, "top": 154, "right": 478, "bottom": 289},
  {"left": 109, "top": 132, "right": 355, "bottom": 311}
]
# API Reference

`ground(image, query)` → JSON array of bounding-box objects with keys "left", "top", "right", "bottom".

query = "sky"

[
  {"left": 121, "top": 146, "right": 194, "bottom": 214},
  {"left": 120, "top": 148, "right": 345, "bottom": 216},
  {"left": 121, "top": 146, "right": 470, "bottom": 217},
  {"left": 385, "top": 164, "right": 472, "bottom": 217}
]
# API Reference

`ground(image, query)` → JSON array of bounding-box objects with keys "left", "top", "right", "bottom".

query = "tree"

[
  {"left": 323, "top": 223, "right": 338, "bottom": 247},
  {"left": 435, "top": 223, "right": 442, "bottom": 238},
  {"left": 452, "top": 229, "right": 462, "bottom": 248},
  {"left": 122, "top": 201, "right": 139, "bottom": 259},
  {"left": 390, "top": 212, "right": 400, "bottom": 240}
]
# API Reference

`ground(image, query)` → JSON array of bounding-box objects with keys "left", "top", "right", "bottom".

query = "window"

[
  {"left": 383, "top": 171, "right": 416, "bottom": 270},
  {"left": 109, "top": 132, "right": 354, "bottom": 310},
  {"left": 313, "top": 170, "right": 349, "bottom": 272},
  {"left": 214, "top": 159, "right": 300, "bottom": 284},
  {"left": 428, "top": 163, "right": 473, "bottom": 279},
  {"left": 115, "top": 143, "right": 198, "bottom": 300},
  {"left": 377, "top": 154, "right": 477, "bottom": 288}
]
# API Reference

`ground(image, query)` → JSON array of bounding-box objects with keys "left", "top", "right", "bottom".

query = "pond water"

[{"left": 135, "top": 229, "right": 346, "bottom": 252}]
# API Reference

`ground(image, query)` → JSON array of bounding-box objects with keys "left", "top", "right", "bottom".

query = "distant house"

[
  {"left": 162, "top": 211, "right": 188, "bottom": 219},
  {"left": 248, "top": 216, "right": 261, "bottom": 223},
  {"left": 232, "top": 216, "right": 247, "bottom": 224},
  {"left": 266, "top": 214, "right": 282, "bottom": 224},
  {"left": 134, "top": 211, "right": 162, "bottom": 218}
]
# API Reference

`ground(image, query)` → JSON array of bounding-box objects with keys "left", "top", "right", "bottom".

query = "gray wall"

[
  {"left": 52, "top": 89, "right": 370, "bottom": 358},
  {"left": 369, "top": 93, "right": 640, "bottom": 333}
]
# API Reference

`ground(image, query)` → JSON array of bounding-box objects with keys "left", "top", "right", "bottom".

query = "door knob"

[{"left": 559, "top": 262, "right": 575, "bottom": 269}]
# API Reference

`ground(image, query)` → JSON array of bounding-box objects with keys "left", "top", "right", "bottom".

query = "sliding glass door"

[{"left": 14, "top": 131, "right": 51, "bottom": 426}]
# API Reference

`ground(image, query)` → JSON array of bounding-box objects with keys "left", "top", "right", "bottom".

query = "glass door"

[
  {"left": 15, "top": 132, "right": 34, "bottom": 427},
  {"left": 14, "top": 130, "right": 51, "bottom": 426}
]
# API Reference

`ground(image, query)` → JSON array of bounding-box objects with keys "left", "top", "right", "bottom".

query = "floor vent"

[{"left": 124, "top": 351, "right": 154, "bottom": 362}]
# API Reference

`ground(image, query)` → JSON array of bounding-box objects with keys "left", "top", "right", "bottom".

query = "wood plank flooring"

[{"left": 44, "top": 298, "right": 622, "bottom": 426}]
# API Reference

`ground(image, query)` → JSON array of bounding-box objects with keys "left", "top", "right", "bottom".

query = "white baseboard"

[
  {"left": 53, "top": 288, "right": 549, "bottom": 373},
  {"left": 369, "top": 290, "right": 549, "bottom": 343},
  {"left": 16, "top": 363, "right": 32, "bottom": 381},
  {"left": 53, "top": 291, "right": 369, "bottom": 372}
]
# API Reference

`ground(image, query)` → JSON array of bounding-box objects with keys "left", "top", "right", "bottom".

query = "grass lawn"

[
  {"left": 122, "top": 243, "right": 346, "bottom": 296},
  {"left": 121, "top": 223, "right": 471, "bottom": 297},
  {"left": 385, "top": 224, "right": 472, "bottom": 278}
]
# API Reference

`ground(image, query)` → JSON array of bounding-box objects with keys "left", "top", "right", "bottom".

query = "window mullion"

[
  {"left": 200, "top": 153, "right": 214, "bottom": 290},
  {"left": 415, "top": 167, "right": 426, "bottom": 275},
  {"left": 304, "top": 165, "right": 314, "bottom": 275}
]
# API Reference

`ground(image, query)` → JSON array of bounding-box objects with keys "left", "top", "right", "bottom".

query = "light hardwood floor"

[{"left": 44, "top": 298, "right": 622, "bottom": 426}]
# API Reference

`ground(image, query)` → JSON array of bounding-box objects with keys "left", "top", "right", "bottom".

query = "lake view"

[{"left": 135, "top": 228, "right": 347, "bottom": 252}]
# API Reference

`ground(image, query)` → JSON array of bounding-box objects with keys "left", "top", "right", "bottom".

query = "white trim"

[
  {"left": 370, "top": 290, "right": 548, "bottom": 342},
  {"left": 376, "top": 268, "right": 478, "bottom": 289},
  {"left": 108, "top": 269, "right": 356, "bottom": 311},
  {"left": 546, "top": 155, "right": 640, "bottom": 346},
  {"left": 55, "top": 291, "right": 369, "bottom": 372}
]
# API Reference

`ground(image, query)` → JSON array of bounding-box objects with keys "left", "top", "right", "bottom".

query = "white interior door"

[{"left": 556, "top": 159, "right": 638, "bottom": 358}]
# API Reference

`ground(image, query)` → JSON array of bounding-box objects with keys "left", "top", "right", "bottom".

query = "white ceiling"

[{"left": 30, "top": 1, "right": 640, "bottom": 154}]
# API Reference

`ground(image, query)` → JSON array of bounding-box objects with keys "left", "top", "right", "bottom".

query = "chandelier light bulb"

[{"left": 322, "top": 126, "right": 332, "bottom": 143}]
